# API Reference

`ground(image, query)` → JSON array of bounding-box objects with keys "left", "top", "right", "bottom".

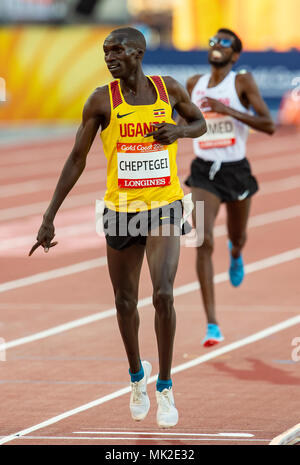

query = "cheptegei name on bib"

[{"left": 117, "top": 142, "right": 171, "bottom": 189}]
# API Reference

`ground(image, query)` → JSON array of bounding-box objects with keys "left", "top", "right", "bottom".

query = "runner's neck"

[
  {"left": 120, "top": 72, "right": 149, "bottom": 97},
  {"left": 208, "top": 65, "right": 233, "bottom": 88}
]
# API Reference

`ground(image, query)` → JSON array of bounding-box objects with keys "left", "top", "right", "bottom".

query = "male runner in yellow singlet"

[
  {"left": 29, "top": 27, "right": 206, "bottom": 428},
  {"left": 184, "top": 28, "right": 275, "bottom": 347}
]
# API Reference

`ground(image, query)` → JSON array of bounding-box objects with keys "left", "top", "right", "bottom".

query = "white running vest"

[{"left": 191, "top": 71, "right": 250, "bottom": 163}]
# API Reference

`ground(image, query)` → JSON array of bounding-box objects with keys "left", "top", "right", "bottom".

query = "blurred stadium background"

[{"left": 0, "top": 0, "right": 300, "bottom": 141}]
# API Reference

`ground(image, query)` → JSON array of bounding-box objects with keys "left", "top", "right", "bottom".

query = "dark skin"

[
  {"left": 29, "top": 30, "right": 206, "bottom": 379},
  {"left": 186, "top": 31, "right": 275, "bottom": 326}
]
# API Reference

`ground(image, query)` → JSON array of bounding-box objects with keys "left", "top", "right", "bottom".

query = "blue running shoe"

[
  {"left": 228, "top": 240, "right": 244, "bottom": 287},
  {"left": 202, "top": 323, "right": 224, "bottom": 347}
]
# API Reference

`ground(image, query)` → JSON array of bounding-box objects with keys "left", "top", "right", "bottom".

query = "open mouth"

[
  {"left": 211, "top": 50, "right": 223, "bottom": 59},
  {"left": 108, "top": 64, "right": 120, "bottom": 71}
]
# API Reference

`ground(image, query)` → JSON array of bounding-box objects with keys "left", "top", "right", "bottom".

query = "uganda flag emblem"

[{"left": 153, "top": 108, "right": 166, "bottom": 118}]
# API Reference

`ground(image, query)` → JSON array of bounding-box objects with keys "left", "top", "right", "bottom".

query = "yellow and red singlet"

[{"left": 100, "top": 75, "right": 184, "bottom": 212}]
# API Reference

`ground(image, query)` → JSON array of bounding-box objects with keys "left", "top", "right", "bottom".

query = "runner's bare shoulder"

[
  {"left": 161, "top": 76, "right": 184, "bottom": 92},
  {"left": 81, "top": 85, "right": 111, "bottom": 130},
  {"left": 235, "top": 69, "right": 259, "bottom": 99},
  {"left": 85, "top": 85, "right": 110, "bottom": 115},
  {"left": 186, "top": 74, "right": 202, "bottom": 96},
  {"left": 235, "top": 69, "right": 257, "bottom": 88}
]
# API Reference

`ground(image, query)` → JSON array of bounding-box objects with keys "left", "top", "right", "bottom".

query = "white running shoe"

[
  {"left": 129, "top": 360, "right": 152, "bottom": 421},
  {"left": 156, "top": 388, "right": 179, "bottom": 428}
]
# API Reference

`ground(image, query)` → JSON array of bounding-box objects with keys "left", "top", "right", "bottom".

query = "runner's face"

[
  {"left": 208, "top": 32, "right": 237, "bottom": 68},
  {"left": 103, "top": 35, "right": 138, "bottom": 79}
]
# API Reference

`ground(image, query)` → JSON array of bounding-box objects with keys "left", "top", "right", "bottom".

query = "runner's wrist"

[
  {"left": 224, "top": 106, "right": 235, "bottom": 117},
  {"left": 43, "top": 212, "right": 55, "bottom": 224},
  {"left": 178, "top": 125, "right": 188, "bottom": 138}
]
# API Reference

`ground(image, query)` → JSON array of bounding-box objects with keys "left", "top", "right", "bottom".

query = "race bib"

[
  {"left": 117, "top": 142, "right": 171, "bottom": 189},
  {"left": 199, "top": 112, "right": 236, "bottom": 149}
]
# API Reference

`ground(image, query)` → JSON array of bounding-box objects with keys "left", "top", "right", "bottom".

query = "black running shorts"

[
  {"left": 103, "top": 200, "right": 192, "bottom": 250},
  {"left": 185, "top": 157, "right": 258, "bottom": 203}
]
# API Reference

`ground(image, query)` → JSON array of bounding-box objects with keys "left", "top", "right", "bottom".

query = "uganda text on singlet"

[
  {"left": 191, "top": 71, "right": 251, "bottom": 162},
  {"left": 100, "top": 76, "right": 184, "bottom": 212}
]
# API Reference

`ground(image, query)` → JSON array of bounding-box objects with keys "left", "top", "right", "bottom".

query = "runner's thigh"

[
  {"left": 146, "top": 230, "right": 180, "bottom": 290},
  {"left": 106, "top": 243, "right": 145, "bottom": 297}
]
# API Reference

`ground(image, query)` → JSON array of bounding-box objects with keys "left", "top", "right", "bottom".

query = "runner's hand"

[
  {"left": 202, "top": 97, "right": 229, "bottom": 115},
  {"left": 29, "top": 221, "right": 58, "bottom": 256},
  {"left": 145, "top": 123, "right": 181, "bottom": 145}
]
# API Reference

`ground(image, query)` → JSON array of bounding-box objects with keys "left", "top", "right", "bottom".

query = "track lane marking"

[
  {"left": 0, "top": 435, "right": 270, "bottom": 443},
  {"left": 0, "top": 313, "right": 299, "bottom": 445},
  {"left": 0, "top": 257, "right": 107, "bottom": 294},
  {"left": 0, "top": 191, "right": 105, "bottom": 222},
  {"left": 72, "top": 431, "right": 254, "bottom": 437}
]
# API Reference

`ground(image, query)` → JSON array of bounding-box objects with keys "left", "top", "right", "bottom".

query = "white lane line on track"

[
  {"left": 0, "top": 222, "right": 96, "bottom": 251},
  {"left": 0, "top": 146, "right": 99, "bottom": 180},
  {"left": 0, "top": 129, "right": 76, "bottom": 149},
  {"left": 0, "top": 142, "right": 74, "bottom": 166},
  {"left": 2, "top": 247, "right": 300, "bottom": 352},
  {"left": 260, "top": 175, "right": 300, "bottom": 195},
  {"left": 1, "top": 313, "right": 299, "bottom": 445},
  {"left": 72, "top": 431, "right": 254, "bottom": 437},
  {"left": 252, "top": 152, "right": 300, "bottom": 174},
  {"left": 0, "top": 190, "right": 104, "bottom": 222},
  {"left": 0, "top": 435, "right": 270, "bottom": 443},
  {"left": 0, "top": 169, "right": 105, "bottom": 199},
  {"left": 0, "top": 257, "right": 107, "bottom": 294},
  {"left": 213, "top": 204, "right": 300, "bottom": 237}
]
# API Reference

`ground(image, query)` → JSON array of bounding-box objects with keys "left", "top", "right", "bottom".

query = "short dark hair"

[
  {"left": 217, "top": 28, "right": 243, "bottom": 53},
  {"left": 110, "top": 27, "right": 146, "bottom": 52}
]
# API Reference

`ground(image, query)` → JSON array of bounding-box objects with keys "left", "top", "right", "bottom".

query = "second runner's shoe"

[
  {"left": 129, "top": 360, "right": 152, "bottom": 421},
  {"left": 202, "top": 323, "right": 224, "bottom": 347}
]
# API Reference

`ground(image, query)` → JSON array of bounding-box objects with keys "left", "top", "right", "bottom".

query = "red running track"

[{"left": 0, "top": 127, "right": 300, "bottom": 446}]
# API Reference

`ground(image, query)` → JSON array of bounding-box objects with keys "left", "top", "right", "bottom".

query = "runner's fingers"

[
  {"left": 43, "top": 241, "right": 58, "bottom": 253},
  {"left": 152, "top": 133, "right": 174, "bottom": 144},
  {"left": 145, "top": 130, "right": 156, "bottom": 137},
  {"left": 28, "top": 241, "right": 41, "bottom": 256},
  {"left": 29, "top": 240, "right": 58, "bottom": 256},
  {"left": 145, "top": 128, "right": 163, "bottom": 138},
  {"left": 45, "top": 241, "right": 58, "bottom": 253},
  {"left": 145, "top": 123, "right": 165, "bottom": 138}
]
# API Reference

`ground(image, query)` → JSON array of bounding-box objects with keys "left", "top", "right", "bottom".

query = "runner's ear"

[
  {"left": 136, "top": 48, "right": 144, "bottom": 60},
  {"left": 231, "top": 51, "right": 240, "bottom": 64}
]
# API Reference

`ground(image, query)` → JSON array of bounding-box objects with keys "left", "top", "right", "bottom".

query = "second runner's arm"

[{"left": 203, "top": 72, "right": 275, "bottom": 135}]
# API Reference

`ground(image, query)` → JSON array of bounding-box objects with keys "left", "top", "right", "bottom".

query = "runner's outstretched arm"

[{"left": 29, "top": 89, "right": 106, "bottom": 255}]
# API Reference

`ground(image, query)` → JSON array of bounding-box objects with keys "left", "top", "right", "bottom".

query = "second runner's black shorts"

[{"left": 185, "top": 157, "right": 258, "bottom": 203}]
